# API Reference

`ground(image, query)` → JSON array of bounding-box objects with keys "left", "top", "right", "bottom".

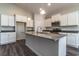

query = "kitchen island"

[{"left": 25, "top": 32, "right": 66, "bottom": 56}]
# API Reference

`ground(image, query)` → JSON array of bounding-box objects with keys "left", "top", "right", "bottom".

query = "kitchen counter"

[
  {"left": 43, "top": 30, "right": 79, "bottom": 33},
  {"left": 59, "top": 30, "right": 79, "bottom": 33},
  {"left": 25, "top": 32, "right": 66, "bottom": 41},
  {"left": 25, "top": 32, "right": 66, "bottom": 56}
]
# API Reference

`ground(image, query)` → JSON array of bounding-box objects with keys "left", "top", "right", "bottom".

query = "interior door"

[{"left": 16, "top": 22, "right": 26, "bottom": 40}]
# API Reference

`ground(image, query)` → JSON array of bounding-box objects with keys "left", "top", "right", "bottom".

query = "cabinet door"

[
  {"left": 16, "top": 15, "right": 21, "bottom": 21},
  {"left": 16, "top": 15, "right": 27, "bottom": 22},
  {"left": 22, "top": 16, "right": 27, "bottom": 22},
  {"left": 1, "top": 33, "right": 8, "bottom": 44},
  {"left": 51, "top": 16, "right": 55, "bottom": 22},
  {"left": 67, "top": 12, "right": 78, "bottom": 25},
  {"left": 8, "top": 16, "right": 15, "bottom": 26},
  {"left": 27, "top": 19, "right": 33, "bottom": 27},
  {"left": 8, "top": 32, "right": 16, "bottom": 43},
  {"left": 26, "top": 20, "right": 30, "bottom": 27},
  {"left": 29, "top": 20, "right": 33, "bottom": 27},
  {"left": 67, "top": 33, "right": 77, "bottom": 47},
  {"left": 44, "top": 19, "right": 52, "bottom": 27},
  {"left": 1, "top": 15, "right": 8, "bottom": 26},
  {"left": 60, "top": 14, "right": 68, "bottom": 26},
  {"left": 75, "top": 34, "right": 79, "bottom": 44}
]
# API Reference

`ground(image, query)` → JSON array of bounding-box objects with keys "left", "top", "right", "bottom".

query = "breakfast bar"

[{"left": 25, "top": 32, "right": 66, "bottom": 56}]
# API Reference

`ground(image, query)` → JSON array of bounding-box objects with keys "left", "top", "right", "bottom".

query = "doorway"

[{"left": 16, "top": 22, "right": 26, "bottom": 40}]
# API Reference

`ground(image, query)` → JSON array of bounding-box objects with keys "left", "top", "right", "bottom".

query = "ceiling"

[{"left": 15, "top": 3, "right": 79, "bottom": 16}]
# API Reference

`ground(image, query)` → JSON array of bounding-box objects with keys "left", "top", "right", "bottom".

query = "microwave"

[{"left": 51, "top": 21, "right": 60, "bottom": 26}]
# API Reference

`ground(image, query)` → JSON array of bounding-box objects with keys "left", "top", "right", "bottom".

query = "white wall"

[
  {"left": 0, "top": 3, "right": 32, "bottom": 18},
  {"left": 34, "top": 14, "right": 45, "bottom": 32}
]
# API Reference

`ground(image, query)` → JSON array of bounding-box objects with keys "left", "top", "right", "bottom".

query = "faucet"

[{"left": 37, "top": 26, "right": 42, "bottom": 33}]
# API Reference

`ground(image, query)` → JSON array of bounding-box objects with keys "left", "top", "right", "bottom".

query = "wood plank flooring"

[
  {"left": 0, "top": 39, "right": 78, "bottom": 56},
  {"left": 0, "top": 40, "right": 37, "bottom": 56},
  {"left": 66, "top": 45, "right": 79, "bottom": 56}
]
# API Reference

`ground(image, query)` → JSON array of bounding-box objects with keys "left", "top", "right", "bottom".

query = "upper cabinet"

[
  {"left": 8, "top": 15, "right": 15, "bottom": 26},
  {"left": 26, "top": 19, "right": 33, "bottom": 27},
  {"left": 44, "top": 18, "right": 52, "bottom": 27},
  {"left": 45, "top": 14, "right": 61, "bottom": 27},
  {"left": 1, "top": 15, "right": 8, "bottom": 26},
  {"left": 45, "top": 11, "right": 79, "bottom": 26},
  {"left": 1, "top": 14, "right": 15, "bottom": 26},
  {"left": 60, "top": 11, "right": 79, "bottom": 26},
  {"left": 16, "top": 15, "right": 33, "bottom": 27},
  {"left": 16, "top": 15, "right": 27, "bottom": 22},
  {"left": 67, "top": 11, "right": 79, "bottom": 25},
  {"left": 60, "top": 14, "right": 68, "bottom": 26},
  {"left": 51, "top": 14, "right": 61, "bottom": 22}
]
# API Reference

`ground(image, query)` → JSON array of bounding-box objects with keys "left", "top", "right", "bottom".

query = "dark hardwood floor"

[
  {"left": 66, "top": 45, "right": 79, "bottom": 56},
  {"left": 0, "top": 39, "right": 78, "bottom": 56},
  {"left": 0, "top": 40, "right": 37, "bottom": 56}
]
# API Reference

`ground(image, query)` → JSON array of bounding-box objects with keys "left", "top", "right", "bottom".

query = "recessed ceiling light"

[
  {"left": 48, "top": 3, "right": 51, "bottom": 6},
  {"left": 28, "top": 17, "right": 31, "bottom": 21},
  {"left": 40, "top": 10, "right": 46, "bottom": 15},
  {"left": 40, "top": 8, "right": 42, "bottom": 11}
]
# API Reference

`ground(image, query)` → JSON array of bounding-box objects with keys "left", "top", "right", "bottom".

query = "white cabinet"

[
  {"left": 60, "top": 14, "right": 68, "bottom": 26},
  {"left": 16, "top": 15, "right": 27, "bottom": 22},
  {"left": 67, "top": 11, "right": 79, "bottom": 25},
  {"left": 51, "top": 16, "right": 55, "bottom": 22},
  {"left": 44, "top": 18, "right": 52, "bottom": 27},
  {"left": 16, "top": 15, "right": 22, "bottom": 21},
  {"left": 67, "top": 33, "right": 79, "bottom": 48},
  {"left": 60, "top": 11, "right": 79, "bottom": 26},
  {"left": 30, "top": 20, "right": 33, "bottom": 27},
  {"left": 8, "top": 32, "right": 16, "bottom": 43},
  {"left": 8, "top": 16, "right": 15, "bottom": 26},
  {"left": 51, "top": 14, "right": 61, "bottom": 22},
  {"left": 1, "top": 15, "right": 15, "bottom": 26},
  {"left": 27, "top": 19, "right": 33, "bottom": 27},
  {"left": 0, "top": 32, "right": 16, "bottom": 45},
  {"left": 1, "top": 15, "right": 8, "bottom": 26},
  {"left": 1, "top": 33, "right": 8, "bottom": 44}
]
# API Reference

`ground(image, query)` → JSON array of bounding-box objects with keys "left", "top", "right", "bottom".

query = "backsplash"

[{"left": 60, "top": 26, "right": 79, "bottom": 31}]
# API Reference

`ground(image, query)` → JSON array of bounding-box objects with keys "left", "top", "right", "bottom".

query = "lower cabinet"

[
  {"left": 1, "top": 33, "right": 8, "bottom": 44},
  {"left": 8, "top": 32, "right": 16, "bottom": 43},
  {"left": 67, "top": 33, "right": 79, "bottom": 48},
  {"left": 0, "top": 32, "right": 16, "bottom": 45}
]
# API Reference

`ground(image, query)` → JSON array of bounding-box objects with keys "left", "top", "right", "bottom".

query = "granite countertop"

[
  {"left": 43, "top": 30, "right": 79, "bottom": 33},
  {"left": 25, "top": 32, "right": 66, "bottom": 41},
  {"left": 59, "top": 30, "right": 79, "bottom": 33}
]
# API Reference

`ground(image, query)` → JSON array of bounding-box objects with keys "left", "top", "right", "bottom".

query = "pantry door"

[{"left": 16, "top": 22, "right": 26, "bottom": 40}]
